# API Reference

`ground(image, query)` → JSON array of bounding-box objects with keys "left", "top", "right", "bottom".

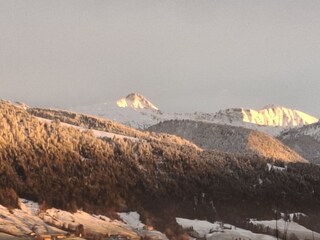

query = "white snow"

[
  {"left": 116, "top": 93, "right": 159, "bottom": 111},
  {"left": 243, "top": 106, "right": 318, "bottom": 127},
  {"left": 72, "top": 94, "right": 318, "bottom": 136},
  {"left": 118, "top": 212, "right": 168, "bottom": 240},
  {"left": 0, "top": 199, "right": 138, "bottom": 239},
  {"left": 281, "top": 121, "right": 320, "bottom": 142},
  {"left": 176, "top": 218, "right": 276, "bottom": 240},
  {"left": 19, "top": 198, "right": 39, "bottom": 216},
  {"left": 118, "top": 212, "right": 145, "bottom": 230},
  {"left": 267, "top": 163, "right": 287, "bottom": 172},
  {"left": 288, "top": 213, "right": 306, "bottom": 221},
  {"left": 42, "top": 208, "right": 137, "bottom": 238},
  {"left": 0, "top": 199, "right": 65, "bottom": 237},
  {"left": 251, "top": 218, "right": 320, "bottom": 240},
  {"left": 207, "top": 227, "right": 276, "bottom": 240},
  {"left": 210, "top": 106, "right": 318, "bottom": 136},
  {"left": 37, "top": 117, "right": 139, "bottom": 142},
  {"left": 176, "top": 218, "right": 221, "bottom": 236}
]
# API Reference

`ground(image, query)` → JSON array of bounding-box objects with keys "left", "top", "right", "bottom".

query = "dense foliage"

[{"left": 148, "top": 119, "right": 306, "bottom": 162}]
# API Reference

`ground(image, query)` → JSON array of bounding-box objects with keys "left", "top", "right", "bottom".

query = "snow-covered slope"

[
  {"left": 195, "top": 105, "right": 318, "bottom": 136},
  {"left": 176, "top": 216, "right": 320, "bottom": 240},
  {"left": 0, "top": 199, "right": 65, "bottom": 238},
  {"left": 278, "top": 121, "right": 320, "bottom": 164},
  {"left": 0, "top": 199, "right": 168, "bottom": 240},
  {"left": 176, "top": 217, "right": 277, "bottom": 240},
  {"left": 116, "top": 93, "right": 159, "bottom": 111},
  {"left": 251, "top": 217, "right": 320, "bottom": 240},
  {"left": 73, "top": 93, "right": 188, "bottom": 129},
  {"left": 72, "top": 93, "right": 318, "bottom": 136},
  {"left": 211, "top": 105, "right": 318, "bottom": 127}
]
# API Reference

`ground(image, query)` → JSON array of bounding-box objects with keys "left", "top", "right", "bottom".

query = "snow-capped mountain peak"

[
  {"left": 116, "top": 93, "right": 159, "bottom": 111},
  {"left": 213, "top": 105, "right": 318, "bottom": 128},
  {"left": 253, "top": 105, "right": 318, "bottom": 127}
]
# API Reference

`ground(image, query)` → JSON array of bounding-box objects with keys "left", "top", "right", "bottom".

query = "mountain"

[
  {"left": 2, "top": 99, "right": 320, "bottom": 239},
  {"left": 73, "top": 93, "right": 167, "bottom": 129},
  {"left": 116, "top": 93, "right": 159, "bottom": 111},
  {"left": 73, "top": 94, "right": 318, "bottom": 136},
  {"left": 148, "top": 120, "right": 306, "bottom": 163},
  {"left": 211, "top": 105, "right": 318, "bottom": 127},
  {"left": 278, "top": 121, "right": 320, "bottom": 164},
  {"left": 193, "top": 105, "right": 319, "bottom": 136}
]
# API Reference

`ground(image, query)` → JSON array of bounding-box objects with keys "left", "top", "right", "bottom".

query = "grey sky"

[{"left": 1, "top": 0, "right": 320, "bottom": 116}]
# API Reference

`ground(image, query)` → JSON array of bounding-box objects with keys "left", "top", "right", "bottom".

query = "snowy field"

[
  {"left": 176, "top": 217, "right": 320, "bottom": 240},
  {"left": 0, "top": 199, "right": 138, "bottom": 239},
  {"left": 176, "top": 218, "right": 277, "bottom": 240},
  {"left": 0, "top": 199, "right": 170, "bottom": 240},
  {"left": 251, "top": 218, "right": 320, "bottom": 240},
  {"left": 118, "top": 212, "right": 168, "bottom": 240},
  {"left": 0, "top": 198, "right": 318, "bottom": 240}
]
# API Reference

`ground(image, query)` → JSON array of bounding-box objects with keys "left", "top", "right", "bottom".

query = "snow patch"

[
  {"left": 118, "top": 212, "right": 145, "bottom": 230},
  {"left": 251, "top": 218, "right": 320, "bottom": 240},
  {"left": 176, "top": 218, "right": 277, "bottom": 240},
  {"left": 267, "top": 163, "right": 287, "bottom": 172}
]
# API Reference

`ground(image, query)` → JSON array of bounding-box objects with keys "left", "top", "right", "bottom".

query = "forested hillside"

[
  {"left": 1, "top": 101, "right": 320, "bottom": 238},
  {"left": 148, "top": 120, "right": 306, "bottom": 163}
]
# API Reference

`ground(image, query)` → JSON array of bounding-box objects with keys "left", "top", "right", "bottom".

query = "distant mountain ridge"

[
  {"left": 72, "top": 93, "right": 318, "bottom": 136},
  {"left": 211, "top": 105, "right": 318, "bottom": 127}
]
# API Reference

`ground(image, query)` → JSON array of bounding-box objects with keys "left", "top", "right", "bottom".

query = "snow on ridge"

[
  {"left": 116, "top": 93, "right": 159, "bottom": 111},
  {"left": 72, "top": 94, "right": 317, "bottom": 137},
  {"left": 37, "top": 117, "right": 139, "bottom": 142},
  {"left": 214, "top": 105, "right": 318, "bottom": 128},
  {"left": 0, "top": 199, "right": 139, "bottom": 238}
]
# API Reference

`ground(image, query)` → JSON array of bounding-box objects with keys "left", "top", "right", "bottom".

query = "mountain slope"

[
  {"left": 116, "top": 93, "right": 159, "bottom": 111},
  {"left": 73, "top": 94, "right": 164, "bottom": 129},
  {"left": 211, "top": 105, "right": 318, "bottom": 127},
  {"left": 2, "top": 100, "right": 320, "bottom": 238},
  {"left": 148, "top": 120, "right": 306, "bottom": 163},
  {"left": 278, "top": 121, "right": 320, "bottom": 164},
  {"left": 73, "top": 94, "right": 318, "bottom": 136},
  {"left": 27, "top": 106, "right": 200, "bottom": 150},
  {"left": 194, "top": 105, "right": 318, "bottom": 136}
]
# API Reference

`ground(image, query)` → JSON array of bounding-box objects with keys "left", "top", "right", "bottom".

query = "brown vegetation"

[
  {"left": 0, "top": 101, "right": 320, "bottom": 238},
  {"left": 149, "top": 119, "right": 306, "bottom": 162}
]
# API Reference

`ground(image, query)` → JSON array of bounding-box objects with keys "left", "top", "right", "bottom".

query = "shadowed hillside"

[{"left": 279, "top": 121, "right": 320, "bottom": 164}]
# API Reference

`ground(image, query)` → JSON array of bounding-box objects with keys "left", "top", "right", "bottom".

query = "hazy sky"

[{"left": 1, "top": 1, "right": 320, "bottom": 115}]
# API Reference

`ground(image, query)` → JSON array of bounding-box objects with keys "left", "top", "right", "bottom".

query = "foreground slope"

[
  {"left": 149, "top": 120, "right": 306, "bottom": 163},
  {"left": 1, "top": 100, "right": 320, "bottom": 238},
  {"left": 0, "top": 198, "right": 140, "bottom": 239}
]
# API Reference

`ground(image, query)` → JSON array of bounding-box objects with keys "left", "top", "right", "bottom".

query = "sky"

[{"left": 0, "top": 0, "right": 320, "bottom": 115}]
